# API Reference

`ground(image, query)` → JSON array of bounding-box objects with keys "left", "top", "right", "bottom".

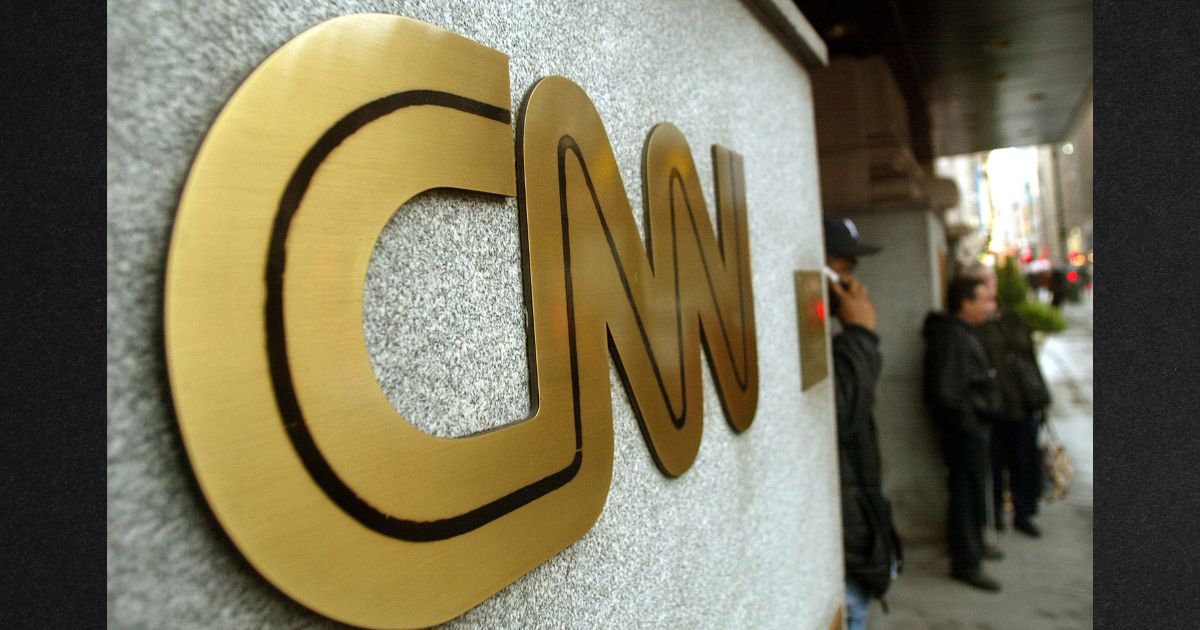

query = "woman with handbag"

[{"left": 974, "top": 280, "right": 1052, "bottom": 538}]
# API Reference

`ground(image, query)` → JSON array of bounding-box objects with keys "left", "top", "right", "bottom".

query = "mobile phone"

[
  {"left": 822, "top": 265, "right": 848, "bottom": 289},
  {"left": 823, "top": 265, "right": 845, "bottom": 318}
]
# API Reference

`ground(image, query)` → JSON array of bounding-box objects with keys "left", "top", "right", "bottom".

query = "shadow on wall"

[{"left": 874, "top": 381, "right": 946, "bottom": 543}]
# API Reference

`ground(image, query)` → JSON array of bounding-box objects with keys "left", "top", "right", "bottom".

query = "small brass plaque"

[
  {"left": 163, "top": 14, "right": 759, "bottom": 628},
  {"left": 794, "top": 270, "right": 830, "bottom": 391}
]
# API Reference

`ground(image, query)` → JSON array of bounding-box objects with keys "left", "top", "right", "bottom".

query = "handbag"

[
  {"left": 1040, "top": 419, "right": 1074, "bottom": 502},
  {"left": 1015, "top": 353, "right": 1052, "bottom": 411}
]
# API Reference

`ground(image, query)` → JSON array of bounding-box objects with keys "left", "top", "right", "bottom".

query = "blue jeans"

[{"left": 846, "top": 580, "right": 869, "bottom": 630}]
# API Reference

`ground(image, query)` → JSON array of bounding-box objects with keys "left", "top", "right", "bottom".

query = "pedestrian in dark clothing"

[
  {"left": 1049, "top": 268, "right": 1067, "bottom": 308},
  {"left": 973, "top": 286, "right": 1050, "bottom": 538},
  {"left": 922, "top": 275, "right": 1003, "bottom": 592},
  {"left": 824, "top": 215, "right": 902, "bottom": 630}
]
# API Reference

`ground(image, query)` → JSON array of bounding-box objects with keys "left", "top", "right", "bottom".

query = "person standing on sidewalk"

[
  {"left": 824, "top": 216, "right": 903, "bottom": 629},
  {"left": 973, "top": 270, "right": 1050, "bottom": 538},
  {"left": 922, "top": 275, "right": 1004, "bottom": 591}
]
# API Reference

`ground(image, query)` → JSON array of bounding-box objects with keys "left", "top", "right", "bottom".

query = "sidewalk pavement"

[{"left": 868, "top": 295, "right": 1094, "bottom": 630}]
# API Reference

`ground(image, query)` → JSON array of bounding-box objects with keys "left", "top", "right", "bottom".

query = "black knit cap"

[{"left": 823, "top": 215, "right": 882, "bottom": 257}]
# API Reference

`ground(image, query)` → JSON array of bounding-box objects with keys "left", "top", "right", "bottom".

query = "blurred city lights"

[{"left": 938, "top": 144, "right": 1088, "bottom": 275}]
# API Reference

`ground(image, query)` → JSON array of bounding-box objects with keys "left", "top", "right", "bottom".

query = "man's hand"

[{"left": 830, "top": 276, "right": 878, "bottom": 332}]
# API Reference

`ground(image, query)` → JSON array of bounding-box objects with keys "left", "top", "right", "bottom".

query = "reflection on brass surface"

[
  {"left": 165, "top": 14, "right": 757, "bottom": 629},
  {"left": 794, "top": 270, "right": 829, "bottom": 391}
]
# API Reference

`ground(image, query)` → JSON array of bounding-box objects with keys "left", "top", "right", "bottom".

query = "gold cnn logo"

[{"left": 165, "top": 14, "right": 758, "bottom": 628}]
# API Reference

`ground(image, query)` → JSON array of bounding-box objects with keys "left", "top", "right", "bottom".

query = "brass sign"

[
  {"left": 165, "top": 14, "right": 758, "bottom": 628},
  {"left": 794, "top": 270, "right": 830, "bottom": 390}
]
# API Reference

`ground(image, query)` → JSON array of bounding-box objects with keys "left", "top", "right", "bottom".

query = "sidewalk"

[{"left": 869, "top": 296, "right": 1094, "bottom": 630}]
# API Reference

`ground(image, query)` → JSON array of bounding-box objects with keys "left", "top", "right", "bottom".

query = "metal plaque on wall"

[
  {"left": 794, "top": 270, "right": 830, "bottom": 391},
  {"left": 163, "top": 14, "right": 759, "bottom": 628}
]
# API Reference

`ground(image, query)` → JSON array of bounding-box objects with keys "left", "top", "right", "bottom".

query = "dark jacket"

[
  {"left": 921, "top": 312, "right": 1003, "bottom": 436},
  {"left": 833, "top": 325, "right": 902, "bottom": 598},
  {"left": 973, "top": 305, "right": 1043, "bottom": 421}
]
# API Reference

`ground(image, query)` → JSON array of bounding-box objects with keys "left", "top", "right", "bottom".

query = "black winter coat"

[
  {"left": 921, "top": 312, "right": 1003, "bottom": 438},
  {"left": 973, "top": 305, "right": 1043, "bottom": 422},
  {"left": 833, "top": 325, "right": 902, "bottom": 598}
]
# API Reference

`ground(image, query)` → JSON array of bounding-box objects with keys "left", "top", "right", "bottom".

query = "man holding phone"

[{"left": 824, "top": 215, "right": 902, "bottom": 630}]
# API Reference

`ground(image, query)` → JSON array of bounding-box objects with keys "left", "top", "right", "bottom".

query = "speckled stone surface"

[{"left": 108, "top": 1, "right": 840, "bottom": 627}]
